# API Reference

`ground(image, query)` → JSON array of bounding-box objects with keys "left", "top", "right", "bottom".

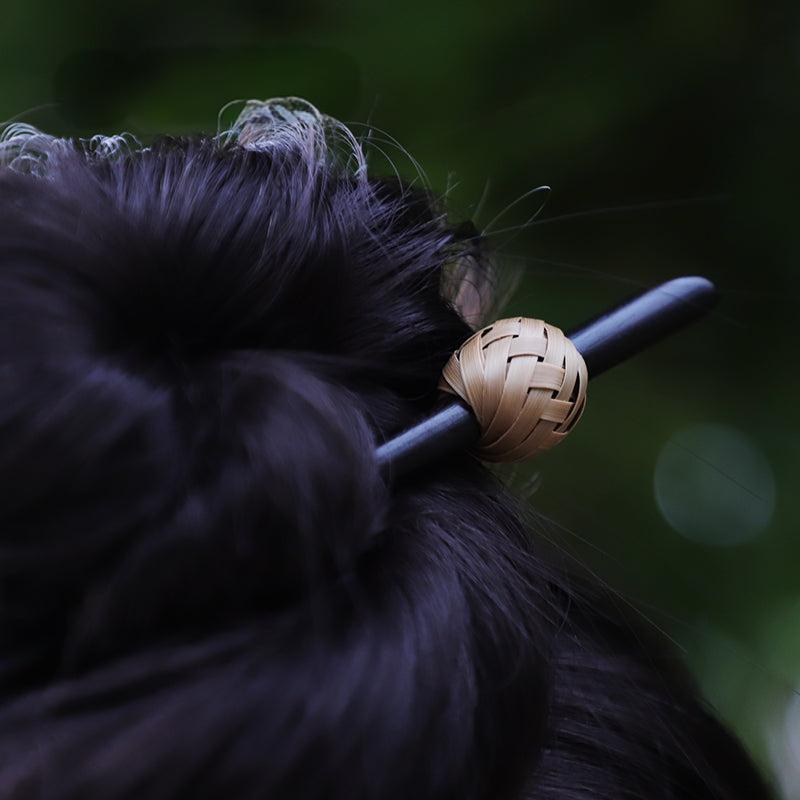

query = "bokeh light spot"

[{"left": 653, "top": 423, "right": 775, "bottom": 546}]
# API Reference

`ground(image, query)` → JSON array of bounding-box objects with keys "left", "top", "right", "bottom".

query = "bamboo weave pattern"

[{"left": 439, "top": 318, "right": 587, "bottom": 462}]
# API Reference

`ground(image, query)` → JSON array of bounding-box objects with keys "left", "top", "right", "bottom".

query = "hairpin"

[{"left": 376, "top": 276, "right": 717, "bottom": 477}]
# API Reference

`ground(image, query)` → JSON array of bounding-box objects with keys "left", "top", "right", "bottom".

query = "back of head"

[{"left": 0, "top": 100, "right": 773, "bottom": 799}]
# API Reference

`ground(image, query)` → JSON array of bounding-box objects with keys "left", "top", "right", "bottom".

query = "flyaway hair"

[{"left": 0, "top": 98, "right": 773, "bottom": 799}]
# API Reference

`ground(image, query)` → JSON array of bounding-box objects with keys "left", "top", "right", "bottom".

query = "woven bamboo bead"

[{"left": 439, "top": 318, "right": 587, "bottom": 462}]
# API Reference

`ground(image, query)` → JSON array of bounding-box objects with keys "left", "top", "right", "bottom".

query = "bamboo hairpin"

[{"left": 376, "top": 276, "right": 717, "bottom": 477}]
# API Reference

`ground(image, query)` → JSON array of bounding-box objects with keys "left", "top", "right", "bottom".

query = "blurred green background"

[{"left": 1, "top": 0, "right": 798, "bottom": 794}]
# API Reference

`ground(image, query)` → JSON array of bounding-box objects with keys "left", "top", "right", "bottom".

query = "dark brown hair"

[{"left": 0, "top": 100, "right": 773, "bottom": 799}]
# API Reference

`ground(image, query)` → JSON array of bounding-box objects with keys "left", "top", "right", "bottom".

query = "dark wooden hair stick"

[{"left": 376, "top": 276, "right": 718, "bottom": 477}]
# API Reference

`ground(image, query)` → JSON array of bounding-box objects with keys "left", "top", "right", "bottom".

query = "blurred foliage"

[{"left": 1, "top": 0, "right": 799, "bottom": 791}]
